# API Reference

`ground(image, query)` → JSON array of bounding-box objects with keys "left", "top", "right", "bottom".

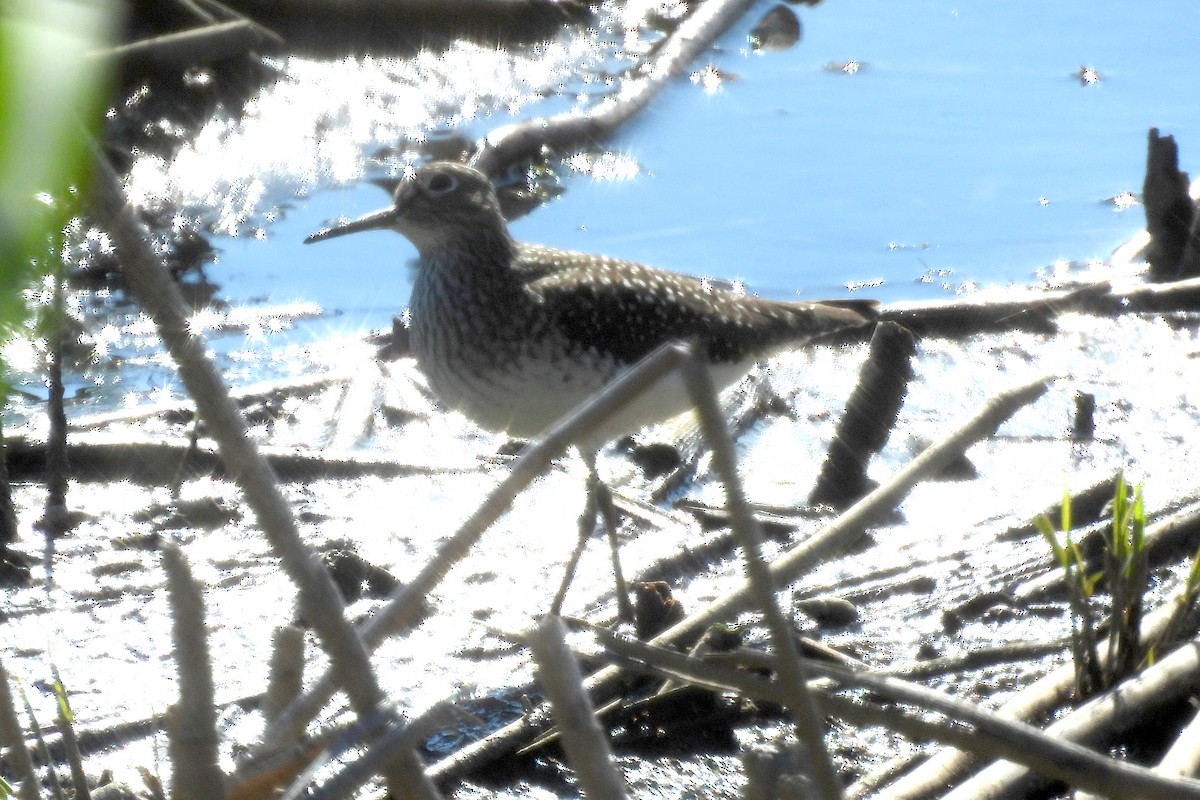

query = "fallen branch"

[
  {"left": 470, "top": 0, "right": 757, "bottom": 176},
  {"left": 941, "top": 639, "right": 1200, "bottom": 800},
  {"left": 593, "top": 630, "right": 1200, "bottom": 800}
]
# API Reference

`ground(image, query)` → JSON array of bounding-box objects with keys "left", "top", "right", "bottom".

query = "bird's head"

[{"left": 305, "top": 161, "right": 508, "bottom": 255}]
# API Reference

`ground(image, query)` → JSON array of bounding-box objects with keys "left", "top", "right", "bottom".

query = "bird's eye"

[{"left": 424, "top": 172, "right": 458, "bottom": 195}]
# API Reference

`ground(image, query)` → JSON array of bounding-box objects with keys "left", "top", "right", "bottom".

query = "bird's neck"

[{"left": 417, "top": 226, "right": 524, "bottom": 299}]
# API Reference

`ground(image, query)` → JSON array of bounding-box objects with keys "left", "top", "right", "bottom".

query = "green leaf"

[{"left": 0, "top": 0, "right": 116, "bottom": 381}]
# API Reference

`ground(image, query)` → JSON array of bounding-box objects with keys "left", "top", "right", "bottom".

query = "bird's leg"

[
  {"left": 549, "top": 485, "right": 597, "bottom": 616},
  {"left": 592, "top": 472, "right": 635, "bottom": 623},
  {"left": 548, "top": 456, "right": 635, "bottom": 622}
]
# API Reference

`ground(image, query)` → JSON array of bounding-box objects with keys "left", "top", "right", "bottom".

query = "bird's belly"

[{"left": 413, "top": 324, "right": 758, "bottom": 446}]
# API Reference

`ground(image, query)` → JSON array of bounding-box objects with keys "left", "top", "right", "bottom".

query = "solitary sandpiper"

[{"left": 307, "top": 160, "right": 877, "bottom": 617}]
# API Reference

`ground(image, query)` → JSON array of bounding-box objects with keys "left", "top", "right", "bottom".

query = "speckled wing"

[{"left": 517, "top": 244, "right": 876, "bottom": 365}]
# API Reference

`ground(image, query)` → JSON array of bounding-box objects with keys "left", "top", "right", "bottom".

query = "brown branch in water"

[
  {"left": 1144, "top": 128, "right": 1199, "bottom": 282},
  {"left": 469, "top": 0, "right": 758, "bottom": 176},
  {"left": 809, "top": 321, "right": 916, "bottom": 509},
  {"left": 2, "top": 431, "right": 476, "bottom": 484}
]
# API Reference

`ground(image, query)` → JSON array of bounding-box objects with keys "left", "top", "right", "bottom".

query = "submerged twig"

[{"left": 809, "top": 320, "right": 916, "bottom": 508}]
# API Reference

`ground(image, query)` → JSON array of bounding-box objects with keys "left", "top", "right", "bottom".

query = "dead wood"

[
  {"left": 1144, "top": 128, "right": 1199, "bottom": 281},
  {"left": 161, "top": 544, "right": 227, "bottom": 800},
  {"left": 470, "top": 0, "right": 757, "bottom": 177},
  {"left": 595, "top": 629, "right": 1200, "bottom": 800},
  {"left": 809, "top": 321, "right": 916, "bottom": 508},
  {"left": 941, "top": 639, "right": 1200, "bottom": 800},
  {"left": 859, "top": 584, "right": 1200, "bottom": 800},
  {"left": 876, "top": 275, "right": 1200, "bottom": 341}
]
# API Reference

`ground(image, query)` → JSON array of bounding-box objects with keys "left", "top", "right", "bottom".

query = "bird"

[{"left": 306, "top": 160, "right": 877, "bottom": 619}]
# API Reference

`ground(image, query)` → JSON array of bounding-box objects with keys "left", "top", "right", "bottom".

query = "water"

[
  {"left": 202, "top": 0, "right": 1199, "bottom": 322},
  {"left": 9, "top": 0, "right": 1200, "bottom": 414}
]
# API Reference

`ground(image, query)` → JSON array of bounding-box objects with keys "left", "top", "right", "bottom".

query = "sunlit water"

[{"left": 8, "top": 0, "right": 1198, "bottom": 420}]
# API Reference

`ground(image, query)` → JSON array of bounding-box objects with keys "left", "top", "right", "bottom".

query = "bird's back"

[{"left": 514, "top": 243, "right": 877, "bottom": 367}]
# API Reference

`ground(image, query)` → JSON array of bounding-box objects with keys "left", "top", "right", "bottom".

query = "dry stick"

[
  {"left": 678, "top": 349, "right": 842, "bottom": 800},
  {"left": 41, "top": 272, "right": 70, "bottom": 536},
  {"left": 861, "top": 580, "right": 1198, "bottom": 800},
  {"left": 87, "top": 157, "right": 438, "bottom": 800},
  {"left": 0, "top": 656, "right": 40, "bottom": 800},
  {"left": 161, "top": 543, "right": 227, "bottom": 800},
  {"left": 95, "top": 20, "right": 284, "bottom": 67},
  {"left": 527, "top": 616, "right": 631, "bottom": 800},
  {"left": 470, "top": 0, "right": 757, "bottom": 176},
  {"left": 67, "top": 371, "right": 349, "bottom": 431},
  {"left": 262, "top": 626, "right": 305, "bottom": 727},
  {"left": 942, "top": 639, "right": 1200, "bottom": 800},
  {"left": 592, "top": 630, "right": 1200, "bottom": 800},
  {"left": 3, "top": 430, "right": 474, "bottom": 484},
  {"left": 255, "top": 342, "right": 690, "bottom": 754},
  {"left": 719, "top": 638, "right": 1070, "bottom": 683},
  {"left": 429, "top": 376, "right": 1050, "bottom": 783}
]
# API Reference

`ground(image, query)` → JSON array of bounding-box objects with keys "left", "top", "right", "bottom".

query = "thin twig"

[
  {"left": 161, "top": 543, "right": 226, "bottom": 800},
  {"left": 470, "top": 0, "right": 757, "bottom": 175},
  {"left": 528, "top": 616, "right": 630, "bottom": 800},
  {"left": 591, "top": 627, "right": 1200, "bottom": 800},
  {"left": 678, "top": 347, "right": 842, "bottom": 800}
]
